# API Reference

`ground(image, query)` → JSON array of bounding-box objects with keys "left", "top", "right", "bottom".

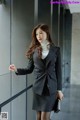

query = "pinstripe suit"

[{"left": 16, "top": 44, "right": 62, "bottom": 95}]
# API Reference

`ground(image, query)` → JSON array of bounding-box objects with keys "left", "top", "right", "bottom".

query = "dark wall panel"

[
  {"left": 52, "top": 4, "right": 59, "bottom": 45},
  {"left": 38, "top": 0, "right": 51, "bottom": 26}
]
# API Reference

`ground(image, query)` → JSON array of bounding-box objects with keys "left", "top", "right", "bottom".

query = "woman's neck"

[{"left": 40, "top": 40, "right": 50, "bottom": 50}]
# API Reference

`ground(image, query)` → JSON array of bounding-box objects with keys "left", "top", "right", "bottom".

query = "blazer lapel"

[
  {"left": 33, "top": 44, "right": 56, "bottom": 68},
  {"left": 46, "top": 44, "right": 55, "bottom": 67},
  {"left": 33, "top": 48, "right": 45, "bottom": 67}
]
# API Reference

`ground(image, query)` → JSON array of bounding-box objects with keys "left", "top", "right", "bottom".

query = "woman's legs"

[
  {"left": 36, "top": 111, "right": 41, "bottom": 120},
  {"left": 36, "top": 111, "right": 51, "bottom": 120},
  {"left": 41, "top": 112, "right": 51, "bottom": 120}
]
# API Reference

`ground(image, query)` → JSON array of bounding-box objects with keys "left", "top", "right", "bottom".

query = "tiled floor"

[{"left": 50, "top": 85, "right": 80, "bottom": 120}]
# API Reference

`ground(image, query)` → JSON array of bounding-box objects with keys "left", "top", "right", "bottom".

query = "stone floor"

[{"left": 50, "top": 85, "right": 80, "bottom": 120}]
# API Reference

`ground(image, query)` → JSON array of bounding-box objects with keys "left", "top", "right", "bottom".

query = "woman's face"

[{"left": 36, "top": 28, "right": 47, "bottom": 43}]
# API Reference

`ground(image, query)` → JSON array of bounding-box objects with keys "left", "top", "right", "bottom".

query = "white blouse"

[{"left": 41, "top": 40, "right": 50, "bottom": 59}]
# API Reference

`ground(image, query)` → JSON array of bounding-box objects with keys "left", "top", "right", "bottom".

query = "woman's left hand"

[{"left": 57, "top": 91, "right": 64, "bottom": 100}]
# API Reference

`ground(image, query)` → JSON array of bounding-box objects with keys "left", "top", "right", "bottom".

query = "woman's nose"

[
  {"left": 38, "top": 35, "right": 41, "bottom": 38},
  {"left": 38, "top": 34, "right": 40, "bottom": 37}
]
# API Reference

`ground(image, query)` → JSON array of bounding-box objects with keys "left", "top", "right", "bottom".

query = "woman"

[{"left": 9, "top": 24, "right": 63, "bottom": 120}]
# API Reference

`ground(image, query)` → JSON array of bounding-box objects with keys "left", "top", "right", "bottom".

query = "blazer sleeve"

[
  {"left": 15, "top": 56, "right": 34, "bottom": 75},
  {"left": 55, "top": 47, "right": 62, "bottom": 90}
]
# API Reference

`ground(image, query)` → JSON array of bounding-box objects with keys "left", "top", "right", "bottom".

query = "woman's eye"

[{"left": 40, "top": 32, "right": 42, "bottom": 34}]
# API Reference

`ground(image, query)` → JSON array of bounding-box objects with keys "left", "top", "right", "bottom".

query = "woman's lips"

[{"left": 38, "top": 39, "right": 42, "bottom": 41}]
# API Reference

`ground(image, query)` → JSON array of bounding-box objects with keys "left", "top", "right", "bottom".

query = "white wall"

[
  {"left": 0, "top": 3, "right": 11, "bottom": 120},
  {"left": 0, "top": 0, "right": 35, "bottom": 120},
  {"left": 68, "top": 4, "right": 80, "bottom": 13},
  {"left": 0, "top": 5, "right": 10, "bottom": 75},
  {"left": 71, "top": 13, "right": 80, "bottom": 84},
  {"left": 65, "top": 0, "right": 80, "bottom": 13}
]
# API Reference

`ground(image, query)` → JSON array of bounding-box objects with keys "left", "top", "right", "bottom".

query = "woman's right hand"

[{"left": 9, "top": 64, "right": 17, "bottom": 72}]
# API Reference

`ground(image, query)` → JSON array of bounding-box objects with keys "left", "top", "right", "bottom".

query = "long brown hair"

[{"left": 26, "top": 24, "right": 53, "bottom": 58}]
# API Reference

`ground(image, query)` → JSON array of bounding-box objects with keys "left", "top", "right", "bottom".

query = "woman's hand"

[
  {"left": 9, "top": 64, "right": 17, "bottom": 72},
  {"left": 57, "top": 91, "right": 64, "bottom": 100}
]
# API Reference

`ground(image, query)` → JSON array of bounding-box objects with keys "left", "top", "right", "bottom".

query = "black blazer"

[{"left": 16, "top": 44, "right": 62, "bottom": 95}]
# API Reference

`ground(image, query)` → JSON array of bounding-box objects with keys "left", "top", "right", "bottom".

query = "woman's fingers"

[
  {"left": 60, "top": 93, "right": 64, "bottom": 100},
  {"left": 57, "top": 91, "right": 64, "bottom": 100},
  {"left": 9, "top": 64, "right": 16, "bottom": 71}
]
